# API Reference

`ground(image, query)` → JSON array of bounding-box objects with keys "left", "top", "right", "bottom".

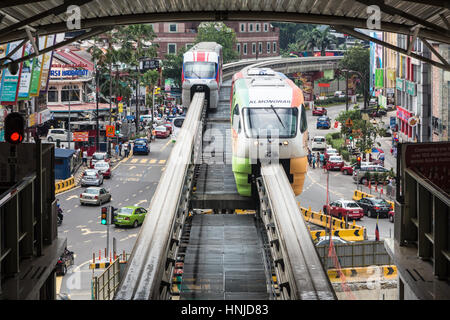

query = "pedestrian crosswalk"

[{"left": 121, "top": 157, "right": 167, "bottom": 165}]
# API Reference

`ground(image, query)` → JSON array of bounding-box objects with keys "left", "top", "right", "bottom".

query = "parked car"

[
  {"left": 312, "top": 136, "right": 326, "bottom": 151},
  {"left": 155, "top": 126, "right": 170, "bottom": 138},
  {"left": 323, "top": 199, "right": 364, "bottom": 220},
  {"left": 113, "top": 206, "right": 148, "bottom": 228},
  {"left": 55, "top": 248, "right": 74, "bottom": 276},
  {"left": 46, "top": 128, "right": 72, "bottom": 142},
  {"left": 79, "top": 187, "right": 111, "bottom": 206},
  {"left": 388, "top": 210, "right": 395, "bottom": 223},
  {"left": 94, "top": 161, "right": 111, "bottom": 179},
  {"left": 133, "top": 138, "right": 150, "bottom": 155},
  {"left": 315, "top": 236, "right": 348, "bottom": 246},
  {"left": 334, "top": 91, "right": 346, "bottom": 98},
  {"left": 316, "top": 116, "right": 331, "bottom": 129},
  {"left": 312, "top": 106, "right": 327, "bottom": 116},
  {"left": 90, "top": 152, "right": 110, "bottom": 168},
  {"left": 352, "top": 165, "right": 390, "bottom": 184},
  {"left": 324, "top": 148, "right": 338, "bottom": 160},
  {"left": 163, "top": 122, "right": 173, "bottom": 134},
  {"left": 356, "top": 197, "right": 391, "bottom": 218},
  {"left": 327, "top": 155, "right": 345, "bottom": 170},
  {"left": 341, "top": 162, "right": 371, "bottom": 175},
  {"left": 80, "top": 169, "right": 103, "bottom": 187}
]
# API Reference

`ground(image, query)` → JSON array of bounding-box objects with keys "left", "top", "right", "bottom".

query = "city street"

[
  {"left": 297, "top": 103, "right": 394, "bottom": 241},
  {"left": 57, "top": 137, "right": 174, "bottom": 299}
]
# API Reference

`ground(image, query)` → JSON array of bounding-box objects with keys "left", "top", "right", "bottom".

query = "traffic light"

[
  {"left": 356, "top": 156, "right": 361, "bottom": 169},
  {"left": 117, "top": 96, "right": 122, "bottom": 102},
  {"left": 4, "top": 112, "right": 25, "bottom": 144},
  {"left": 110, "top": 207, "right": 117, "bottom": 224},
  {"left": 101, "top": 206, "right": 108, "bottom": 225}
]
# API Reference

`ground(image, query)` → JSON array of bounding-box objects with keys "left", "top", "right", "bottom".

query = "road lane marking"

[
  {"left": 128, "top": 166, "right": 136, "bottom": 170},
  {"left": 150, "top": 159, "right": 157, "bottom": 164},
  {"left": 120, "top": 233, "right": 138, "bottom": 242},
  {"left": 139, "top": 190, "right": 143, "bottom": 193},
  {"left": 161, "top": 140, "right": 171, "bottom": 151},
  {"left": 67, "top": 210, "right": 71, "bottom": 213},
  {"left": 134, "top": 199, "right": 147, "bottom": 206},
  {"left": 146, "top": 186, "right": 150, "bottom": 189},
  {"left": 125, "top": 198, "right": 129, "bottom": 202},
  {"left": 161, "top": 166, "right": 166, "bottom": 171},
  {"left": 118, "top": 203, "right": 122, "bottom": 206},
  {"left": 131, "top": 158, "right": 138, "bottom": 164},
  {"left": 115, "top": 184, "right": 119, "bottom": 188},
  {"left": 158, "top": 159, "right": 166, "bottom": 164},
  {"left": 140, "top": 159, "right": 148, "bottom": 164},
  {"left": 66, "top": 195, "right": 78, "bottom": 201},
  {"left": 132, "top": 194, "right": 136, "bottom": 197}
]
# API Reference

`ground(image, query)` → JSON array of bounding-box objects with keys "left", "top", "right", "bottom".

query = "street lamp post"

[{"left": 96, "top": 64, "right": 100, "bottom": 151}]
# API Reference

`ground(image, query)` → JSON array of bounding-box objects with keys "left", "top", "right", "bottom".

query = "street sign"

[
  {"left": 154, "top": 87, "right": 161, "bottom": 95},
  {"left": 139, "top": 58, "right": 159, "bottom": 72},
  {"left": 73, "top": 131, "right": 89, "bottom": 141},
  {"left": 345, "top": 118, "right": 353, "bottom": 127},
  {"left": 118, "top": 103, "right": 123, "bottom": 113},
  {"left": 106, "top": 125, "right": 115, "bottom": 137}
]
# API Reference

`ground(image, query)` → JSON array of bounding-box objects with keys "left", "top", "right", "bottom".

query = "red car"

[
  {"left": 155, "top": 126, "right": 170, "bottom": 138},
  {"left": 324, "top": 148, "right": 338, "bottom": 160},
  {"left": 341, "top": 163, "right": 356, "bottom": 175},
  {"left": 327, "top": 155, "right": 344, "bottom": 170},
  {"left": 388, "top": 210, "right": 394, "bottom": 223},
  {"left": 312, "top": 106, "right": 327, "bottom": 116},
  {"left": 163, "top": 122, "right": 173, "bottom": 134},
  {"left": 323, "top": 200, "right": 364, "bottom": 220}
]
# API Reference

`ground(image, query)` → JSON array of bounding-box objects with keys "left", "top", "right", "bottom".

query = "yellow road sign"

[
  {"left": 345, "top": 118, "right": 353, "bottom": 127},
  {"left": 118, "top": 102, "right": 123, "bottom": 113},
  {"left": 106, "top": 125, "right": 115, "bottom": 137}
]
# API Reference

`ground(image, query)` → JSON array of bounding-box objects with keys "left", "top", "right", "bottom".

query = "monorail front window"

[
  {"left": 184, "top": 62, "right": 216, "bottom": 79},
  {"left": 243, "top": 107, "right": 298, "bottom": 138}
]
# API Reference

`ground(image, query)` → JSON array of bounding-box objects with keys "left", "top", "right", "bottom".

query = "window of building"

[
  {"left": 264, "top": 23, "right": 269, "bottom": 32},
  {"left": 168, "top": 43, "right": 177, "bottom": 54},
  {"left": 169, "top": 24, "right": 177, "bottom": 32},
  {"left": 267, "top": 42, "right": 271, "bottom": 53},
  {"left": 240, "top": 23, "right": 245, "bottom": 32},
  {"left": 47, "top": 86, "right": 58, "bottom": 102},
  {"left": 256, "top": 23, "right": 260, "bottom": 32},
  {"left": 237, "top": 43, "right": 241, "bottom": 54},
  {"left": 252, "top": 43, "right": 256, "bottom": 54},
  {"left": 249, "top": 24, "right": 253, "bottom": 32},
  {"left": 243, "top": 43, "right": 247, "bottom": 55},
  {"left": 61, "top": 85, "right": 80, "bottom": 102},
  {"left": 258, "top": 42, "right": 263, "bottom": 54},
  {"left": 273, "top": 42, "right": 277, "bottom": 53}
]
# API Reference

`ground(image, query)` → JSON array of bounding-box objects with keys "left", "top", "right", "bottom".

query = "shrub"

[
  {"left": 331, "top": 132, "right": 341, "bottom": 140},
  {"left": 341, "top": 149, "right": 350, "bottom": 162},
  {"left": 325, "top": 133, "right": 334, "bottom": 144}
]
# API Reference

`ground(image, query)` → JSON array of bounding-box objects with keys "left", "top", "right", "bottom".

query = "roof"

[
  {"left": 0, "top": 1, "right": 448, "bottom": 46},
  {"left": 54, "top": 148, "right": 76, "bottom": 158}
]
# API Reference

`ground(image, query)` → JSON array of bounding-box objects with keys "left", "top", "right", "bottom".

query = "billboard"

[
  {"left": 18, "top": 41, "right": 35, "bottom": 100},
  {"left": 39, "top": 34, "right": 58, "bottom": 94},
  {"left": 28, "top": 36, "right": 47, "bottom": 97},
  {"left": 0, "top": 41, "right": 25, "bottom": 105},
  {"left": 0, "top": 44, "right": 8, "bottom": 97}
]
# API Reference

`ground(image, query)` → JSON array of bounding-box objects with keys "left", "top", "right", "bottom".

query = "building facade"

[{"left": 152, "top": 21, "right": 280, "bottom": 60}]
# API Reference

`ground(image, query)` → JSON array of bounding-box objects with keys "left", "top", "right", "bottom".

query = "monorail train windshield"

[
  {"left": 243, "top": 107, "right": 298, "bottom": 138},
  {"left": 184, "top": 62, "right": 216, "bottom": 79}
]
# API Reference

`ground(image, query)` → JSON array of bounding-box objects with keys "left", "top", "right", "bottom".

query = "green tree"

[
  {"left": 141, "top": 69, "right": 159, "bottom": 110},
  {"left": 339, "top": 45, "right": 370, "bottom": 108},
  {"left": 195, "top": 22, "right": 238, "bottom": 63},
  {"left": 314, "top": 26, "right": 337, "bottom": 56},
  {"left": 271, "top": 23, "right": 315, "bottom": 50},
  {"left": 162, "top": 46, "right": 187, "bottom": 88}
]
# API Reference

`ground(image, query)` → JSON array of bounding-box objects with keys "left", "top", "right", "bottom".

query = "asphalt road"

[
  {"left": 57, "top": 137, "right": 174, "bottom": 299},
  {"left": 297, "top": 103, "right": 394, "bottom": 241}
]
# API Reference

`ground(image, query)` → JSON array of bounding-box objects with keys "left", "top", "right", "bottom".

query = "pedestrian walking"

[
  {"left": 307, "top": 153, "right": 312, "bottom": 167},
  {"left": 127, "top": 141, "right": 132, "bottom": 157},
  {"left": 316, "top": 152, "right": 320, "bottom": 166},
  {"left": 115, "top": 144, "right": 119, "bottom": 159},
  {"left": 312, "top": 156, "right": 316, "bottom": 169},
  {"left": 319, "top": 153, "right": 324, "bottom": 167},
  {"left": 82, "top": 150, "right": 88, "bottom": 167},
  {"left": 119, "top": 142, "right": 122, "bottom": 157}
]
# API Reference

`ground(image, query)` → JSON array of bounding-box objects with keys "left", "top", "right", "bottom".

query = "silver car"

[
  {"left": 80, "top": 187, "right": 111, "bottom": 206},
  {"left": 80, "top": 169, "right": 103, "bottom": 187}
]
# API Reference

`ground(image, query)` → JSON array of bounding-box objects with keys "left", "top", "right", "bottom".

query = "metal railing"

[
  {"left": 114, "top": 93, "right": 206, "bottom": 300},
  {"left": 92, "top": 257, "right": 121, "bottom": 300},
  {"left": 257, "top": 164, "right": 336, "bottom": 300}
]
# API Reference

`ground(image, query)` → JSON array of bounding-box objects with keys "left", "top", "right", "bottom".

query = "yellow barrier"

[
  {"left": 89, "top": 262, "right": 111, "bottom": 269},
  {"left": 309, "top": 228, "right": 365, "bottom": 242},
  {"left": 353, "top": 190, "right": 394, "bottom": 209},
  {"left": 55, "top": 176, "right": 75, "bottom": 194},
  {"left": 299, "top": 204, "right": 363, "bottom": 231},
  {"left": 328, "top": 265, "right": 397, "bottom": 282}
]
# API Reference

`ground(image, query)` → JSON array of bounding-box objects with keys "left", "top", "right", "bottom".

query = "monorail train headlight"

[{"left": 283, "top": 141, "right": 289, "bottom": 145}]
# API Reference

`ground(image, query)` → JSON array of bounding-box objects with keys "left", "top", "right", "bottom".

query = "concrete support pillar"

[
  {"left": 433, "top": 196, "right": 448, "bottom": 279},
  {"left": 417, "top": 184, "right": 432, "bottom": 259}
]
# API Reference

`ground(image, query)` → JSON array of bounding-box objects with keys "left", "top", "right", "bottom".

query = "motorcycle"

[{"left": 57, "top": 207, "right": 63, "bottom": 226}]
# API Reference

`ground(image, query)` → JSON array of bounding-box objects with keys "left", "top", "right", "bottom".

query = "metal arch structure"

[{"left": 0, "top": 0, "right": 449, "bottom": 69}]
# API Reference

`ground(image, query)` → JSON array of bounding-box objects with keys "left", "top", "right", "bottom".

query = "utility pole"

[
  {"left": 68, "top": 86, "right": 71, "bottom": 149},
  {"left": 345, "top": 70, "right": 349, "bottom": 112},
  {"left": 96, "top": 65, "right": 100, "bottom": 151},
  {"left": 136, "top": 65, "right": 140, "bottom": 135}
]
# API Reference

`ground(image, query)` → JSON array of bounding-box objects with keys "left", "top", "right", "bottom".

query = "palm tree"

[
  {"left": 315, "top": 27, "right": 337, "bottom": 56},
  {"left": 298, "top": 28, "right": 320, "bottom": 56}
]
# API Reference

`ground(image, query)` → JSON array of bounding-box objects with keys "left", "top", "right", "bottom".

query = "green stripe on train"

[{"left": 232, "top": 155, "right": 252, "bottom": 197}]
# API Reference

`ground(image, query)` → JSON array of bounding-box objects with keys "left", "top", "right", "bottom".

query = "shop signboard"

[
  {"left": 29, "top": 36, "right": 47, "bottom": 97},
  {"left": 73, "top": 131, "right": 89, "bottom": 141},
  {"left": 18, "top": 41, "right": 35, "bottom": 100},
  {"left": 375, "top": 69, "right": 384, "bottom": 88},
  {"left": 396, "top": 78, "right": 404, "bottom": 91},
  {"left": 0, "top": 41, "right": 25, "bottom": 105},
  {"left": 406, "top": 80, "right": 416, "bottom": 96}
]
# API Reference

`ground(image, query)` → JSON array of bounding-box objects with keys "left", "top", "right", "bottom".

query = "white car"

[
  {"left": 46, "top": 129, "right": 72, "bottom": 142},
  {"left": 334, "top": 91, "right": 346, "bottom": 98},
  {"left": 312, "top": 136, "right": 326, "bottom": 151}
]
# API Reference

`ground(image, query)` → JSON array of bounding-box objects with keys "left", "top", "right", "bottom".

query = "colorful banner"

[
  {"left": 0, "top": 41, "right": 25, "bottom": 105},
  {"left": 0, "top": 44, "right": 8, "bottom": 97},
  {"left": 73, "top": 131, "right": 89, "bottom": 141},
  {"left": 375, "top": 69, "right": 384, "bottom": 88},
  {"left": 18, "top": 41, "right": 34, "bottom": 100},
  {"left": 396, "top": 78, "right": 404, "bottom": 91},
  {"left": 406, "top": 80, "right": 416, "bottom": 96},
  {"left": 29, "top": 36, "right": 47, "bottom": 97},
  {"left": 40, "top": 34, "right": 57, "bottom": 94}
]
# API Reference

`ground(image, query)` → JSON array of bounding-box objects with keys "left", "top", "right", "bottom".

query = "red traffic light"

[
  {"left": 4, "top": 112, "right": 25, "bottom": 145},
  {"left": 357, "top": 156, "right": 361, "bottom": 162},
  {"left": 117, "top": 96, "right": 122, "bottom": 102}
]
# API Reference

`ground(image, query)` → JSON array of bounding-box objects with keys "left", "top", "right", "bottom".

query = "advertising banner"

[
  {"left": 73, "top": 131, "right": 89, "bottom": 141},
  {"left": 375, "top": 69, "right": 384, "bottom": 88},
  {"left": 406, "top": 80, "right": 416, "bottom": 96},
  {"left": 0, "top": 41, "right": 25, "bottom": 105},
  {"left": 18, "top": 41, "right": 35, "bottom": 100},
  {"left": 0, "top": 44, "right": 8, "bottom": 97},
  {"left": 297, "top": 72, "right": 314, "bottom": 101},
  {"left": 29, "top": 36, "right": 47, "bottom": 97},
  {"left": 39, "top": 34, "right": 57, "bottom": 94}
]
